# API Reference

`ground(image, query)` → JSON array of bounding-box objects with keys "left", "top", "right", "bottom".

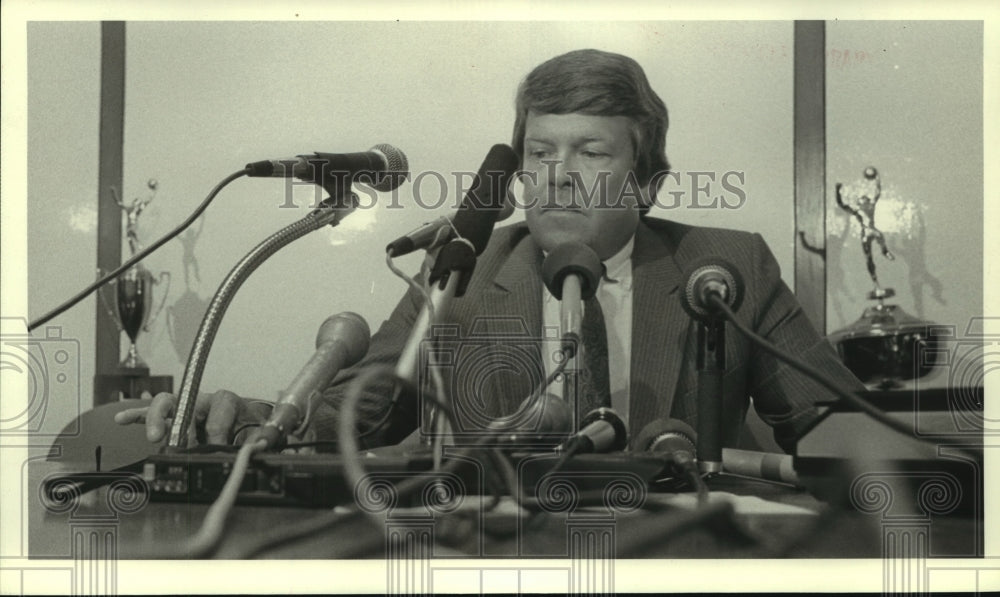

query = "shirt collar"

[
  {"left": 602, "top": 236, "right": 634, "bottom": 284},
  {"left": 541, "top": 235, "right": 635, "bottom": 302}
]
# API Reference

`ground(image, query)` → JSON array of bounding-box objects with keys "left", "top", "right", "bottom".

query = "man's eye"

[
  {"left": 582, "top": 151, "right": 607, "bottom": 159},
  {"left": 528, "top": 150, "right": 551, "bottom": 159}
]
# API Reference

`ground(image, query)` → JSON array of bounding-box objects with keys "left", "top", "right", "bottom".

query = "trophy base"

[
  {"left": 827, "top": 298, "right": 941, "bottom": 389},
  {"left": 116, "top": 364, "right": 150, "bottom": 377},
  {"left": 95, "top": 373, "right": 174, "bottom": 405}
]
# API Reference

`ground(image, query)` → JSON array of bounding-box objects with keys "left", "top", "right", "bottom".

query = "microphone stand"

[
  {"left": 166, "top": 193, "right": 357, "bottom": 451},
  {"left": 391, "top": 237, "right": 477, "bottom": 463},
  {"left": 696, "top": 315, "right": 726, "bottom": 475}
]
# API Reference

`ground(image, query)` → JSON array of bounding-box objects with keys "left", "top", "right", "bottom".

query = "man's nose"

[{"left": 547, "top": 155, "right": 578, "bottom": 188}]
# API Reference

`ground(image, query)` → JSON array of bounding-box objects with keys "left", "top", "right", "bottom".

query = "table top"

[{"left": 26, "top": 458, "right": 980, "bottom": 561}]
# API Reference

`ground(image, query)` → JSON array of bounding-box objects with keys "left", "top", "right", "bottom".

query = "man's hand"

[{"left": 113, "top": 390, "right": 273, "bottom": 447}]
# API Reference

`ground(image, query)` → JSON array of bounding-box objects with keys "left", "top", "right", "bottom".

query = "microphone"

[
  {"left": 488, "top": 393, "right": 573, "bottom": 444},
  {"left": 386, "top": 196, "right": 516, "bottom": 257},
  {"left": 557, "top": 407, "right": 628, "bottom": 455},
  {"left": 633, "top": 418, "right": 698, "bottom": 478},
  {"left": 679, "top": 257, "right": 744, "bottom": 475},
  {"left": 388, "top": 144, "right": 519, "bottom": 257},
  {"left": 256, "top": 312, "right": 371, "bottom": 449},
  {"left": 245, "top": 144, "right": 409, "bottom": 193},
  {"left": 680, "top": 257, "right": 744, "bottom": 322},
  {"left": 541, "top": 242, "right": 603, "bottom": 358}
]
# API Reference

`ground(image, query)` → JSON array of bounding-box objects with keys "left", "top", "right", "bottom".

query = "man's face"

[{"left": 521, "top": 111, "right": 642, "bottom": 261}]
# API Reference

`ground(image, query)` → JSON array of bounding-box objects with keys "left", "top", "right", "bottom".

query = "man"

[{"left": 118, "top": 49, "right": 863, "bottom": 454}]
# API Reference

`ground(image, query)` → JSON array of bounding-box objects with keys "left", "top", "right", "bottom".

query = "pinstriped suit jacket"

[{"left": 315, "top": 216, "right": 864, "bottom": 454}]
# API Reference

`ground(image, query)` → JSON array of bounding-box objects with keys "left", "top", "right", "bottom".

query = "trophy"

[
  {"left": 99, "top": 179, "right": 170, "bottom": 373},
  {"left": 827, "top": 167, "right": 938, "bottom": 389}
]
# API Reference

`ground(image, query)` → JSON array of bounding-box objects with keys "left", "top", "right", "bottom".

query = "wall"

[
  {"left": 23, "top": 22, "right": 101, "bottom": 436},
  {"left": 115, "top": 21, "right": 795, "bottom": 403},
  {"left": 826, "top": 21, "right": 983, "bottom": 388},
  {"left": 21, "top": 21, "right": 984, "bottom": 430}
]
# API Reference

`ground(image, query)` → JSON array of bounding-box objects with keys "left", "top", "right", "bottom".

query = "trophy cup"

[
  {"left": 99, "top": 180, "right": 170, "bottom": 374},
  {"left": 827, "top": 167, "right": 939, "bottom": 389}
]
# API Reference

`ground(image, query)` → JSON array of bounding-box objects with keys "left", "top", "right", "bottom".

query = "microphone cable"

[
  {"left": 350, "top": 250, "right": 440, "bottom": 442},
  {"left": 237, "top": 355, "right": 573, "bottom": 559},
  {"left": 233, "top": 364, "right": 482, "bottom": 558},
  {"left": 709, "top": 296, "right": 979, "bottom": 454},
  {"left": 138, "top": 435, "right": 267, "bottom": 559},
  {"left": 28, "top": 169, "right": 249, "bottom": 332}
]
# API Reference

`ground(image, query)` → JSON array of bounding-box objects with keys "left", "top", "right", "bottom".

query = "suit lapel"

[
  {"left": 472, "top": 233, "right": 545, "bottom": 417},
  {"left": 458, "top": 221, "right": 690, "bottom": 429},
  {"left": 629, "top": 220, "right": 690, "bottom": 428}
]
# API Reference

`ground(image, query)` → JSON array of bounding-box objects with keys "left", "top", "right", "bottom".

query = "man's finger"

[
  {"left": 146, "top": 393, "right": 177, "bottom": 443},
  {"left": 204, "top": 390, "right": 241, "bottom": 445},
  {"left": 113, "top": 408, "right": 148, "bottom": 425}
]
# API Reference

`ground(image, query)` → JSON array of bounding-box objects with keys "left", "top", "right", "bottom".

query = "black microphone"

[
  {"left": 633, "top": 418, "right": 698, "bottom": 478},
  {"left": 541, "top": 242, "right": 603, "bottom": 358},
  {"left": 256, "top": 312, "right": 371, "bottom": 449},
  {"left": 680, "top": 257, "right": 744, "bottom": 322},
  {"left": 245, "top": 144, "right": 409, "bottom": 193},
  {"left": 679, "top": 257, "right": 744, "bottom": 475},
  {"left": 386, "top": 197, "right": 516, "bottom": 257},
  {"left": 390, "top": 144, "right": 518, "bottom": 257},
  {"left": 557, "top": 407, "right": 628, "bottom": 455}
]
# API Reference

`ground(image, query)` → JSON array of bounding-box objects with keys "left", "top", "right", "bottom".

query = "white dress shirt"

[{"left": 542, "top": 237, "right": 635, "bottom": 426}]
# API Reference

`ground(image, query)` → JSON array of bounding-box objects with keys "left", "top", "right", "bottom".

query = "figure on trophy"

[
  {"left": 835, "top": 166, "right": 896, "bottom": 297},
  {"left": 99, "top": 179, "right": 171, "bottom": 373},
  {"left": 828, "top": 167, "right": 939, "bottom": 390}
]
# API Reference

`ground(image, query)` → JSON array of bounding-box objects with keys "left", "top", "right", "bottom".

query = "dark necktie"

[{"left": 577, "top": 294, "right": 611, "bottom": 426}]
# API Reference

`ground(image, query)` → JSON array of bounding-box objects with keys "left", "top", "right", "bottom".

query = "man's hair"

[{"left": 511, "top": 48, "right": 670, "bottom": 206}]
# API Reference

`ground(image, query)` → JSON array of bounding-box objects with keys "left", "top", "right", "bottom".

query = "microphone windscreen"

[
  {"left": 524, "top": 393, "right": 573, "bottom": 434},
  {"left": 632, "top": 418, "right": 697, "bottom": 454},
  {"left": 369, "top": 144, "right": 410, "bottom": 192},
  {"left": 451, "top": 144, "right": 519, "bottom": 254},
  {"left": 541, "top": 242, "right": 603, "bottom": 300},
  {"left": 316, "top": 312, "right": 371, "bottom": 365},
  {"left": 680, "top": 256, "right": 744, "bottom": 322}
]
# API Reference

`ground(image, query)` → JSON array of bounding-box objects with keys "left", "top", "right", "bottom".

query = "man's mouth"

[{"left": 541, "top": 205, "right": 585, "bottom": 214}]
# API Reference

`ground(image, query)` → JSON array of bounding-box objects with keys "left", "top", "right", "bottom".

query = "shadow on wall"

[
  {"left": 826, "top": 181, "right": 946, "bottom": 330},
  {"left": 166, "top": 214, "right": 210, "bottom": 367}
]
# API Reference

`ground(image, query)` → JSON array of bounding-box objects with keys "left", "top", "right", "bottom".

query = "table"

[{"left": 27, "top": 459, "right": 979, "bottom": 561}]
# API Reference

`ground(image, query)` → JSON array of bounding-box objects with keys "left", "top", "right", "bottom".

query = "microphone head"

[
  {"left": 369, "top": 143, "right": 410, "bottom": 192},
  {"left": 500, "top": 392, "right": 573, "bottom": 435},
  {"left": 541, "top": 243, "right": 603, "bottom": 300},
  {"left": 632, "top": 417, "right": 697, "bottom": 455},
  {"left": 680, "top": 257, "right": 744, "bottom": 322},
  {"left": 316, "top": 311, "right": 371, "bottom": 366},
  {"left": 580, "top": 407, "right": 628, "bottom": 452},
  {"left": 450, "top": 144, "right": 520, "bottom": 254}
]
